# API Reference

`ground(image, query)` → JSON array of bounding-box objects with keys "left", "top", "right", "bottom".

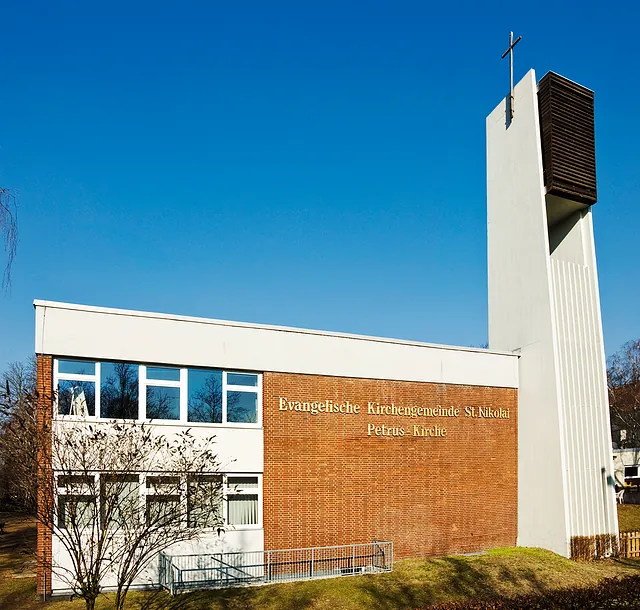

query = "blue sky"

[{"left": 0, "top": 1, "right": 638, "bottom": 369}]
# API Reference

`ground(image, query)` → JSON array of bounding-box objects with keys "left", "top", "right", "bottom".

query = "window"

[
  {"left": 187, "top": 370, "right": 260, "bottom": 425},
  {"left": 57, "top": 475, "right": 96, "bottom": 530},
  {"left": 227, "top": 373, "right": 258, "bottom": 387},
  {"left": 146, "top": 386, "right": 180, "bottom": 420},
  {"left": 186, "top": 474, "right": 261, "bottom": 527},
  {"left": 56, "top": 360, "right": 97, "bottom": 417},
  {"left": 188, "top": 369, "right": 223, "bottom": 423},
  {"left": 53, "top": 359, "right": 261, "bottom": 426},
  {"left": 147, "top": 366, "right": 180, "bottom": 382},
  {"left": 187, "top": 475, "right": 222, "bottom": 528},
  {"left": 55, "top": 472, "right": 260, "bottom": 531},
  {"left": 226, "top": 476, "right": 259, "bottom": 525},
  {"left": 100, "top": 362, "right": 138, "bottom": 419},
  {"left": 145, "top": 476, "right": 180, "bottom": 525},
  {"left": 227, "top": 392, "right": 257, "bottom": 423},
  {"left": 58, "top": 361, "right": 96, "bottom": 376},
  {"left": 226, "top": 373, "right": 259, "bottom": 424},
  {"left": 101, "top": 474, "right": 140, "bottom": 529},
  {"left": 142, "top": 366, "right": 181, "bottom": 421}
]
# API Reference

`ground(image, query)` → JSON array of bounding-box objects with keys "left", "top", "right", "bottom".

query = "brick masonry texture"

[
  {"left": 263, "top": 373, "right": 518, "bottom": 559},
  {"left": 36, "top": 354, "right": 53, "bottom": 597}
]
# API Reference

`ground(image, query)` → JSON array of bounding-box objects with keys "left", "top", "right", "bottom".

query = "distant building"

[{"left": 613, "top": 448, "right": 640, "bottom": 488}]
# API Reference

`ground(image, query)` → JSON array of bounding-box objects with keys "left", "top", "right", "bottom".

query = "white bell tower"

[{"left": 486, "top": 69, "right": 618, "bottom": 558}]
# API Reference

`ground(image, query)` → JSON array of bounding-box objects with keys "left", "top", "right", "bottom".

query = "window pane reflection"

[
  {"left": 187, "top": 476, "right": 222, "bottom": 528},
  {"left": 58, "top": 496, "right": 96, "bottom": 529},
  {"left": 227, "top": 391, "right": 257, "bottom": 423},
  {"left": 58, "top": 360, "right": 95, "bottom": 376},
  {"left": 101, "top": 362, "right": 139, "bottom": 419},
  {"left": 58, "top": 380, "right": 96, "bottom": 416},
  {"left": 146, "top": 367, "right": 180, "bottom": 382},
  {"left": 101, "top": 475, "right": 140, "bottom": 529},
  {"left": 146, "top": 386, "right": 180, "bottom": 420},
  {"left": 188, "top": 369, "right": 222, "bottom": 423},
  {"left": 227, "top": 373, "right": 258, "bottom": 387}
]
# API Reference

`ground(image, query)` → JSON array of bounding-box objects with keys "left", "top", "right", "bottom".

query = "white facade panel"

[
  {"left": 49, "top": 419, "right": 263, "bottom": 594},
  {"left": 35, "top": 300, "right": 518, "bottom": 389},
  {"left": 53, "top": 419, "right": 263, "bottom": 476}
]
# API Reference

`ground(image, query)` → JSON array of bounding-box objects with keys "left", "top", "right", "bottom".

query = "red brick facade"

[
  {"left": 263, "top": 372, "right": 517, "bottom": 559},
  {"left": 36, "top": 354, "right": 53, "bottom": 597}
]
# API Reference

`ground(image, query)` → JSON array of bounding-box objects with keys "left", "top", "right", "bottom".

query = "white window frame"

[
  {"left": 140, "top": 365, "right": 186, "bottom": 422},
  {"left": 52, "top": 359, "right": 262, "bottom": 428},
  {"left": 223, "top": 473, "right": 262, "bottom": 530},
  {"left": 143, "top": 473, "right": 184, "bottom": 526},
  {"left": 223, "top": 371, "right": 262, "bottom": 427},
  {"left": 186, "top": 474, "right": 224, "bottom": 529},
  {"left": 54, "top": 359, "right": 100, "bottom": 421},
  {"left": 55, "top": 473, "right": 98, "bottom": 530},
  {"left": 98, "top": 361, "right": 140, "bottom": 420},
  {"left": 100, "top": 473, "right": 142, "bottom": 531}
]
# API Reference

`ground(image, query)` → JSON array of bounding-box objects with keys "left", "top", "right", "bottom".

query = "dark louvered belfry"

[{"left": 537, "top": 72, "right": 597, "bottom": 205}]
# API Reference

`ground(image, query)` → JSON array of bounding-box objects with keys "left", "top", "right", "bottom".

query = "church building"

[{"left": 34, "top": 67, "right": 618, "bottom": 597}]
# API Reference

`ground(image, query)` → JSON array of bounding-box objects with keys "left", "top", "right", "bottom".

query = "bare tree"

[
  {"left": 0, "top": 357, "right": 38, "bottom": 510},
  {"left": 0, "top": 358, "right": 37, "bottom": 411},
  {"left": 0, "top": 188, "right": 17, "bottom": 292},
  {"left": 40, "top": 422, "right": 222, "bottom": 610},
  {"left": 1, "top": 359, "right": 227, "bottom": 609},
  {"left": 608, "top": 339, "right": 640, "bottom": 448},
  {"left": 1, "top": 371, "right": 223, "bottom": 610}
]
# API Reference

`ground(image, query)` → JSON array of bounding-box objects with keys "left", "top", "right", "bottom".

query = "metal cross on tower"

[{"left": 501, "top": 31, "right": 522, "bottom": 121}]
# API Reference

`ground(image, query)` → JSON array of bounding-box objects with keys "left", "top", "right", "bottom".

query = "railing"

[
  {"left": 620, "top": 531, "right": 640, "bottom": 558},
  {"left": 159, "top": 541, "right": 393, "bottom": 594}
]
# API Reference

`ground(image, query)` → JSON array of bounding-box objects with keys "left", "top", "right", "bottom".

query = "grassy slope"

[
  {"left": 2, "top": 511, "right": 640, "bottom": 610},
  {"left": 121, "top": 548, "right": 640, "bottom": 610}
]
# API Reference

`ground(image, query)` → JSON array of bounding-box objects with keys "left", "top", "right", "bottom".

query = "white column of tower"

[{"left": 547, "top": 193, "right": 618, "bottom": 552}]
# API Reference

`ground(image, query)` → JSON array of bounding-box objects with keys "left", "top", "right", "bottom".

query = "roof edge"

[{"left": 33, "top": 299, "right": 519, "bottom": 358}]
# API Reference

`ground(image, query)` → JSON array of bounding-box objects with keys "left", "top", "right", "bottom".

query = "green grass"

[
  {"left": 3, "top": 512, "right": 640, "bottom": 609},
  {"left": 617, "top": 503, "right": 640, "bottom": 532}
]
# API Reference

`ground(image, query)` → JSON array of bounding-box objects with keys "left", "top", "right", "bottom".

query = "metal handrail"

[{"left": 160, "top": 540, "right": 393, "bottom": 594}]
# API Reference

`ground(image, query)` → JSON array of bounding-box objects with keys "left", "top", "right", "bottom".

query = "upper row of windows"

[{"left": 54, "top": 359, "right": 261, "bottom": 425}]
